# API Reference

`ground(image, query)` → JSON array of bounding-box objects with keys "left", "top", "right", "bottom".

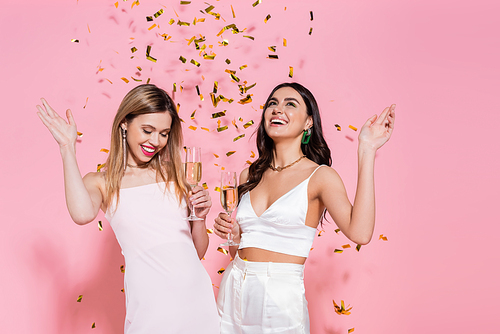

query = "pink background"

[{"left": 1, "top": 0, "right": 499, "bottom": 333}]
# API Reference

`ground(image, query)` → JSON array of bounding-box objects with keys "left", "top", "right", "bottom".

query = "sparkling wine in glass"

[
  {"left": 220, "top": 171, "right": 239, "bottom": 246},
  {"left": 184, "top": 147, "right": 204, "bottom": 221}
]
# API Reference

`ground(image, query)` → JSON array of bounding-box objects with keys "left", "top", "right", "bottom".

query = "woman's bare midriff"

[{"left": 237, "top": 247, "right": 306, "bottom": 265}]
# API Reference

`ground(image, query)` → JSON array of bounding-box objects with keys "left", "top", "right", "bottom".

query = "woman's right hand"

[
  {"left": 214, "top": 212, "right": 241, "bottom": 243},
  {"left": 36, "top": 98, "right": 78, "bottom": 150}
]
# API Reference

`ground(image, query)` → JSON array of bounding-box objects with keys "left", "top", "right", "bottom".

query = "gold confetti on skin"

[
  {"left": 154, "top": 8, "right": 164, "bottom": 18},
  {"left": 217, "top": 125, "right": 228, "bottom": 132},
  {"left": 335, "top": 124, "right": 341, "bottom": 131},
  {"left": 217, "top": 268, "right": 225, "bottom": 275},
  {"left": 268, "top": 55, "right": 279, "bottom": 59},
  {"left": 349, "top": 125, "right": 358, "bottom": 131},
  {"left": 226, "top": 151, "right": 236, "bottom": 157},
  {"left": 283, "top": 38, "right": 287, "bottom": 46},
  {"left": 264, "top": 14, "right": 271, "bottom": 23},
  {"left": 289, "top": 66, "right": 293, "bottom": 78},
  {"left": 190, "top": 59, "right": 201, "bottom": 67},
  {"left": 243, "top": 35, "right": 255, "bottom": 40},
  {"left": 252, "top": 0, "right": 261, "bottom": 7},
  {"left": 212, "top": 111, "right": 226, "bottom": 118},
  {"left": 179, "top": 56, "right": 187, "bottom": 63},
  {"left": 334, "top": 249, "right": 343, "bottom": 253},
  {"left": 206, "top": 228, "right": 213, "bottom": 234},
  {"left": 217, "top": 247, "right": 229, "bottom": 255},
  {"left": 71, "top": 39, "right": 79, "bottom": 43},
  {"left": 233, "top": 134, "right": 245, "bottom": 142},
  {"left": 231, "top": 5, "right": 235, "bottom": 18},
  {"left": 334, "top": 228, "right": 341, "bottom": 233},
  {"left": 188, "top": 126, "right": 197, "bottom": 131},
  {"left": 121, "top": 77, "right": 130, "bottom": 83},
  {"left": 91, "top": 322, "right": 96, "bottom": 329},
  {"left": 146, "top": 45, "right": 157, "bottom": 62},
  {"left": 268, "top": 46, "right": 276, "bottom": 52},
  {"left": 77, "top": 295, "right": 83, "bottom": 302},
  {"left": 309, "top": 27, "right": 313, "bottom": 35},
  {"left": 379, "top": 234, "right": 388, "bottom": 241},
  {"left": 98, "top": 221, "right": 103, "bottom": 231},
  {"left": 148, "top": 24, "right": 157, "bottom": 30},
  {"left": 356, "top": 244, "right": 362, "bottom": 251},
  {"left": 310, "top": 11, "right": 314, "bottom": 21},
  {"left": 77, "top": 132, "right": 83, "bottom": 137},
  {"left": 348, "top": 328, "right": 355, "bottom": 333},
  {"left": 243, "top": 120, "right": 254, "bottom": 129},
  {"left": 333, "top": 300, "right": 353, "bottom": 315},
  {"left": 342, "top": 244, "right": 351, "bottom": 249},
  {"left": 120, "top": 265, "right": 125, "bottom": 273}
]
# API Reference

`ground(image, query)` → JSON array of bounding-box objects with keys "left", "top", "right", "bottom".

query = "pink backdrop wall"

[{"left": 1, "top": 0, "right": 499, "bottom": 333}]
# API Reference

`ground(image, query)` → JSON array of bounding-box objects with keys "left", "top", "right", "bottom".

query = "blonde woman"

[
  {"left": 214, "top": 82, "right": 395, "bottom": 334},
  {"left": 37, "top": 84, "right": 219, "bottom": 333}
]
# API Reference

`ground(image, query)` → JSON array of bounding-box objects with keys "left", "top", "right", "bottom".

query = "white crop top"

[{"left": 236, "top": 165, "right": 325, "bottom": 258}]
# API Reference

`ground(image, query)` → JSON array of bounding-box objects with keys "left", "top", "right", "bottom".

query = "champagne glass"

[
  {"left": 219, "top": 171, "right": 239, "bottom": 246},
  {"left": 184, "top": 147, "right": 204, "bottom": 221}
]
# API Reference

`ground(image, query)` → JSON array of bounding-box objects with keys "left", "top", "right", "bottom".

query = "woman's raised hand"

[
  {"left": 358, "top": 104, "right": 396, "bottom": 151},
  {"left": 214, "top": 212, "right": 240, "bottom": 242},
  {"left": 36, "top": 98, "right": 78, "bottom": 150}
]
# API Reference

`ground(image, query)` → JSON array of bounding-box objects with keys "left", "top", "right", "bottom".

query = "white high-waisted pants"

[{"left": 217, "top": 254, "right": 310, "bottom": 334}]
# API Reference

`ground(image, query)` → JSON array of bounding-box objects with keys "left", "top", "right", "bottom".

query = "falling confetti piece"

[
  {"left": 226, "top": 151, "right": 236, "bottom": 157},
  {"left": 71, "top": 39, "right": 79, "bottom": 43},
  {"left": 252, "top": 0, "right": 261, "bottom": 7},
  {"left": 179, "top": 56, "right": 187, "bottom": 63},
  {"left": 217, "top": 268, "right": 225, "bottom": 274},
  {"left": 246, "top": 160, "right": 252, "bottom": 165},
  {"left": 114, "top": 2, "right": 118, "bottom": 8},
  {"left": 148, "top": 24, "right": 157, "bottom": 30},
  {"left": 264, "top": 14, "right": 271, "bottom": 23},
  {"left": 83, "top": 97, "right": 89, "bottom": 109},
  {"left": 177, "top": 20, "right": 191, "bottom": 26},
  {"left": 137, "top": 66, "right": 142, "bottom": 71},
  {"left": 77, "top": 132, "right": 83, "bottom": 137},
  {"left": 213, "top": 153, "right": 220, "bottom": 158},
  {"left": 217, "top": 126, "right": 228, "bottom": 132},
  {"left": 190, "top": 59, "right": 201, "bottom": 67},
  {"left": 250, "top": 151, "right": 255, "bottom": 158},
  {"left": 309, "top": 27, "right": 313, "bottom": 35},
  {"left": 238, "top": 95, "right": 252, "bottom": 104},
  {"left": 201, "top": 182, "right": 208, "bottom": 190},
  {"left": 283, "top": 38, "right": 287, "bottom": 46},
  {"left": 131, "top": 47, "right": 137, "bottom": 53},
  {"left": 201, "top": 127, "right": 210, "bottom": 131},
  {"left": 215, "top": 186, "right": 220, "bottom": 192},
  {"left": 342, "top": 244, "right": 351, "bottom": 249},
  {"left": 356, "top": 244, "right": 362, "bottom": 251},
  {"left": 289, "top": 66, "right": 293, "bottom": 78},
  {"left": 348, "top": 328, "right": 355, "bottom": 333},
  {"left": 146, "top": 45, "right": 157, "bottom": 62},
  {"left": 239, "top": 64, "right": 248, "bottom": 70},
  {"left": 318, "top": 230, "right": 324, "bottom": 236},
  {"left": 190, "top": 110, "right": 196, "bottom": 120},
  {"left": 333, "top": 300, "right": 353, "bottom": 315},
  {"left": 207, "top": 228, "right": 213, "bottom": 234},
  {"left": 334, "top": 249, "right": 343, "bottom": 253},
  {"left": 225, "top": 59, "right": 231, "bottom": 64},
  {"left": 98, "top": 221, "right": 103, "bottom": 231},
  {"left": 268, "top": 55, "right": 279, "bottom": 59},
  {"left": 91, "top": 322, "right": 96, "bottom": 329},
  {"left": 231, "top": 5, "right": 235, "bottom": 18},
  {"left": 180, "top": 0, "right": 191, "bottom": 4},
  {"left": 188, "top": 125, "right": 197, "bottom": 131},
  {"left": 335, "top": 124, "right": 341, "bottom": 131},
  {"left": 334, "top": 228, "right": 341, "bottom": 233},
  {"left": 310, "top": 11, "right": 314, "bottom": 21},
  {"left": 212, "top": 111, "right": 226, "bottom": 118},
  {"left": 379, "top": 234, "right": 388, "bottom": 241},
  {"left": 121, "top": 77, "right": 130, "bottom": 83},
  {"left": 243, "top": 120, "right": 254, "bottom": 129},
  {"left": 238, "top": 82, "right": 256, "bottom": 94},
  {"left": 217, "top": 247, "right": 229, "bottom": 255},
  {"left": 233, "top": 134, "right": 245, "bottom": 142},
  {"left": 77, "top": 295, "right": 83, "bottom": 302},
  {"left": 97, "top": 163, "right": 105, "bottom": 172},
  {"left": 243, "top": 35, "right": 255, "bottom": 40},
  {"left": 154, "top": 8, "right": 164, "bottom": 18},
  {"left": 131, "top": 77, "right": 142, "bottom": 82},
  {"left": 146, "top": 16, "right": 153, "bottom": 21},
  {"left": 349, "top": 125, "right": 358, "bottom": 131},
  {"left": 120, "top": 265, "right": 125, "bottom": 273},
  {"left": 169, "top": 18, "right": 175, "bottom": 25}
]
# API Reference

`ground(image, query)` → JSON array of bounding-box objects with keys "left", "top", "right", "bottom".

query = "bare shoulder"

[
  {"left": 83, "top": 172, "right": 106, "bottom": 192},
  {"left": 239, "top": 167, "right": 249, "bottom": 184},
  {"left": 309, "top": 165, "right": 344, "bottom": 190}
]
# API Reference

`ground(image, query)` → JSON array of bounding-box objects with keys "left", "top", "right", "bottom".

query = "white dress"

[{"left": 105, "top": 182, "right": 219, "bottom": 334}]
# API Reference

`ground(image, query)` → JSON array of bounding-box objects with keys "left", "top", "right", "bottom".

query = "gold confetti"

[
  {"left": 131, "top": 77, "right": 142, "bottom": 82},
  {"left": 289, "top": 66, "right": 293, "bottom": 78},
  {"left": 318, "top": 230, "right": 324, "bottom": 237},
  {"left": 137, "top": 66, "right": 142, "bottom": 71},
  {"left": 121, "top": 77, "right": 130, "bottom": 83},
  {"left": 217, "top": 125, "right": 228, "bottom": 132},
  {"left": 206, "top": 228, "right": 213, "bottom": 234},
  {"left": 131, "top": 0, "right": 139, "bottom": 8},
  {"left": 177, "top": 20, "right": 191, "bottom": 26},
  {"left": 91, "top": 322, "right": 96, "bottom": 329},
  {"left": 146, "top": 16, "right": 153, "bottom": 22},
  {"left": 148, "top": 24, "right": 157, "bottom": 30},
  {"left": 100, "top": 148, "right": 109, "bottom": 153},
  {"left": 264, "top": 14, "right": 271, "bottom": 23},
  {"left": 250, "top": 151, "right": 255, "bottom": 158},
  {"left": 239, "top": 64, "right": 248, "bottom": 70},
  {"left": 71, "top": 39, "right": 79, "bottom": 43},
  {"left": 131, "top": 47, "right": 137, "bottom": 53},
  {"left": 335, "top": 124, "right": 341, "bottom": 131},
  {"left": 349, "top": 125, "right": 357, "bottom": 131},
  {"left": 252, "top": 0, "right": 261, "bottom": 7},
  {"left": 334, "top": 249, "right": 343, "bottom": 253},
  {"left": 246, "top": 160, "right": 252, "bottom": 165},
  {"left": 268, "top": 55, "right": 279, "bottom": 59},
  {"left": 217, "top": 268, "right": 225, "bottom": 275},
  {"left": 220, "top": 39, "right": 229, "bottom": 46},
  {"left": 243, "top": 35, "right": 255, "bottom": 40},
  {"left": 120, "top": 265, "right": 125, "bottom": 273},
  {"left": 243, "top": 120, "right": 254, "bottom": 129},
  {"left": 309, "top": 27, "right": 313, "bottom": 35},
  {"left": 77, "top": 295, "right": 83, "bottom": 302},
  {"left": 238, "top": 82, "right": 256, "bottom": 94},
  {"left": 283, "top": 38, "right": 287, "bottom": 46},
  {"left": 333, "top": 300, "right": 353, "bottom": 315},
  {"left": 179, "top": 56, "right": 187, "bottom": 63},
  {"left": 238, "top": 95, "right": 252, "bottom": 104},
  {"left": 146, "top": 45, "right": 157, "bottom": 62},
  {"left": 226, "top": 151, "right": 236, "bottom": 157},
  {"left": 201, "top": 127, "right": 210, "bottom": 132},
  {"left": 348, "top": 328, "right": 355, "bottom": 333},
  {"left": 200, "top": 182, "right": 208, "bottom": 190},
  {"left": 268, "top": 46, "right": 276, "bottom": 52},
  {"left": 169, "top": 18, "right": 175, "bottom": 25},
  {"left": 231, "top": 5, "right": 235, "bottom": 18},
  {"left": 215, "top": 186, "right": 221, "bottom": 192},
  {"left": 77, "top": 132, "right": 83, "bottom": 137},
  {"left": 225, "top": 58, "right": 231, "bottom": 64},
  {"left": 153, "top": 8, "right": 164, "bottom": 18},
  {"left": 203, "top": 53, "right": 216, "bottom": 60},
  {"left": 212, "top": 111, "right": 226, "bottom": 118},
  {"left": 180, "top": 0, "right": 191, "bottom": 4},
  {"left": 114, "top": 2, "right": 118, "bottom": 8},
  {"left": 190, "top": 59, "right": 201, "bottom": 67},
  {"left": 83, "top": 97, "right": 89, "bottom": 109},
  {"left": 233, "top": 134, "right": 245, "bottom": 142},
  {"left": 188, "top": 126, "right": 197, "bottom": 131},
  {"left": 356, "top": 244, "right": 362, "bottom": 251},
  {"left": 342, "top": 244, "right": 351, "bottom": 249},
  {"left": 379, "top": 234, "right": 388, "bottom": 241},
  {"left": 217, "top": 247, "right": 229, "bottom": 255},
  {"left": 334, "top": 228, "right": 341, "bottom": 233},
  {"left": 310, "top": 11, "right": 314, "bottom": 21},
  {"left": 97, "top": 163, "right": 105, "bottom": 172}
]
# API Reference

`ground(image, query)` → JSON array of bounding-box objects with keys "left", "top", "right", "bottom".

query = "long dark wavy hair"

[{"left": 238, "top": 82, "right": 332, "bottom": 200}]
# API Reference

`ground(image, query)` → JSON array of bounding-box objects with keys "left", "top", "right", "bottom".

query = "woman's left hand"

[
  {"left": 358, "top": 104, "right": 396, "bottom": 151},
  {"left": 190, "top": 185, "right": 212, "bottom": 220}
]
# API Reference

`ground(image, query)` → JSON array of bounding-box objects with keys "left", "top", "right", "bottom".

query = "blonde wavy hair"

[{"left": 103, "top": 84, "right": 189, "bottom": 208}]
